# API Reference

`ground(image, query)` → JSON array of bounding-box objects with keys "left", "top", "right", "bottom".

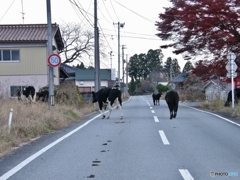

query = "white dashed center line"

[
  {"left": 179, "top": 169, "right": 194, "bottom": 180},
  {"left": 158, "top": 130, "right": 170, "bottom": 145},
  {"left": 153, "top": 116, "right": 159, "bottom": 122}
]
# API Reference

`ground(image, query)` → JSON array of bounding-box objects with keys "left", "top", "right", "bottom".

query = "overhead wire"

[
  {"left": 69, "top": 0, "right": 94, "bottom": 28},
  {"left": 0, "top": 0, "right": 16, "bottom": 22},
  {"left": 113, "top": 0, "right": 155, "bottom": 24}
]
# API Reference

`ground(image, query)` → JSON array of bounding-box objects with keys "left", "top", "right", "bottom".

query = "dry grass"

[
  {"left": 0, "top": 98, "right": 98, "bottom": 158},
  {"left": 0, "top": 90, "right": 130, "bottom": 158},
  {"left": 201, "top": 99, "right": 240, "bottom": 118}
]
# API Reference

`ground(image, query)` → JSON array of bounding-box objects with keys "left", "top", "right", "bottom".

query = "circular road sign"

[
  {"left": 48, "top": 53, "right": 61, "bottom": 67},
  {"left": 227, "top": 52, "right": 236, "bottom": 61}
]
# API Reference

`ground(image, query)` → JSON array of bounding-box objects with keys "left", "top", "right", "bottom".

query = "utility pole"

[
  {"left": 126, "top": 54, "right": 129, "bottom": 93},
  {"left": 122, "top": 45, "right": 126, "bottom": 84},
  {"left": 94, "top": 0, "right": 100, "bottom": 91},
  {"left": 114, "top": 22, "right": 125, "bottom": 88},
  {"left": 46, "top": 0, "right": 54, "bottom": 110},
  {"left": 109, "top": 51, "right": 113, "bottom": 70},
  {"left": 109, "top": 51, "right": 115, "bottom": 81}
]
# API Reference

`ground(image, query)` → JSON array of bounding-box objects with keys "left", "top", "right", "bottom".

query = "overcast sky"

[{"left": 0, "top": 0, "right": 186, "bottom": 71}]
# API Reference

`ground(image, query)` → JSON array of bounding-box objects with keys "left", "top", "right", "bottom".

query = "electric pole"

[
  {"left": 114, "top": 22, "right": 125, "bottom": 88},
  {"left": 122, "top": 45, "right": 126, "bottom": 84},
  {"left": 126, "top": 54, "right": 129, "bottom": 94},
  {"left": 94, "top": 0, "right": 100, "bottom": 91},
  {"left": 46, "top": 0, "right": 54, "bottom": 110}
]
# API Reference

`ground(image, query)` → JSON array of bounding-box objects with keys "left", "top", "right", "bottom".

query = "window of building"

[
  {"left": 10, "top": 86, "right": 26, "bottom": 97},
  {"left": 0, "top": 50, "right": 20, "bottom": 61}
]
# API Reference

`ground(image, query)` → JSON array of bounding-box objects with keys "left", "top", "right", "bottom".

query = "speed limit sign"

[{"left": 48, "top": 53, "right": 61, "bottom": 67}]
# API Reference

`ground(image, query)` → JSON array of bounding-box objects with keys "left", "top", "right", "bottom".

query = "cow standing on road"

[
  {"left": 92, "top": 87, "right": 123, "bottom": 119},
  {"left": 165, "top": 90, "right": 179, "bottom": 119},
  {"left": 152, "top": 92, "right": 162, "bottom": 105},
  {"left": 17, "top": 86, "right": 36, "bottom": 103}
]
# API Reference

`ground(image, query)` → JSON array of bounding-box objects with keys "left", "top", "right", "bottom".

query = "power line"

[
  {"left": 69, "top": 0, "right": 94, "bottom": 28},
  {"left": 104, "top": 33, "right": 160, "bottom": 41},
  {"left": 102, "top": 28, "right": 158, "bottom": 38},
  {"left": 110, "top": 0, "right": 120, "bottom": 21},
  {"left": 113, "top": 0, "right": 155, "bottom": 23},
  {"left": 101, "top": 0, "right": 115, "bottom": 23},
  {"left": 0, "top": 0, "right": 16, "bottom": 22}
]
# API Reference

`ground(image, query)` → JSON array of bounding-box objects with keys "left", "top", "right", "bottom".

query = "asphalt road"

[{"left": 1, "top": 95, "right": 240, "bottom": 180}]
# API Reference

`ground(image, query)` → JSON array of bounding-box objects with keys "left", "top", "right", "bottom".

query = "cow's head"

[{"left": 92, "top": 91, "right": 98, "bottom": 103}]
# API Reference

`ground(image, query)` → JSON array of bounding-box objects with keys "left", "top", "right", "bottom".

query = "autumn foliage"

[{"left": 155, "top": 0, "right": 240, "bottom": 80}]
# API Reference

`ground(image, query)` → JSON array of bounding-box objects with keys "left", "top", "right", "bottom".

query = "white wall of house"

[
  {"left": 75, "top": 80, "right": 108, "bottom": 92},
  {"left": 0, "top": 45, "right": 61, "bottom": 98},
  {"left": 205, "top": 83, "right": 225, "bottom": 101},
  {"left": 0, "top": 75, "right": 48, "bottom": 97},
  {"left": 76, "top": 80, "right": 108, "bottom": 87}
]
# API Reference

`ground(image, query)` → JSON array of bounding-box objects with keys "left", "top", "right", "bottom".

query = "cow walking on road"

[
  {"left": 152, "top": 92, "right": 162, "bottom": 105},
  {"left": 17, "top": 86, "right": 36, "bottom": 103},
  {"left": 165, "top": 90, "right": 179, "bottom": 119},
  {"left": 92, "top": 87, "right": 123, "bottom": 119}
]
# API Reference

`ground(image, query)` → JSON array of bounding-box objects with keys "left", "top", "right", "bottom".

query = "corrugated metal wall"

[{"left": 0, "top": 47, "right": 48, "bottom": 75}]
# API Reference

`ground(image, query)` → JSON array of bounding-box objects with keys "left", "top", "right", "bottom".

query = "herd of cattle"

[
  {"left": 17, "top": 86, "right": 49, "bottom": 103},
  {"left": 18, "top": 85, "right": 240, "bottom": 120},
  {"left": 17, "top": 86, "right": 179, "bottom": 120}
]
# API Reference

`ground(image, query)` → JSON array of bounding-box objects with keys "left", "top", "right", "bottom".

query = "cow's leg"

[
  {"left": 98, "top": 102, "right": 106, "bottom": 119},
  {"left": 167, "top": 102, "right": 173, "bottom": 119},
  {"left": 170, "top": 111, "right": 173, "bottom": 119},
  {"left": 117, "top": 97, "right": 123, "bottom": 119},
  {"left": 29, "top": 95, "right": 35, "bottom": 103},
  {"left": 106, "top": 100, "right": 113, "bottom": 119},
  {"left": 173, "top": 104, "right": 178, "bottom": 118}
]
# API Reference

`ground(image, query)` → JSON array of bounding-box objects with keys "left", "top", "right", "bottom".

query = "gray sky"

[{"left": 0, "top": 0, "right": 186, "bottom": 71}]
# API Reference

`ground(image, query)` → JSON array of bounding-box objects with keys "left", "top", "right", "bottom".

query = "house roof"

[
  {"left": 170, "top": 71, "right": 187, "bottom": 83},
  {"left": 202, "top": 80, "right": 217, "bottom": 90},
  {"left": 75, "top": 69, "right": 111, "bottom": 81},
  {"left": 60, "top": 63, "right": 78, "bottom": 76},
  {"left": 0, "top": 23, "right": 64, "bottom": 50}
]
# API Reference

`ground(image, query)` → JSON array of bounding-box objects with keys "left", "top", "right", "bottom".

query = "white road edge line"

[
  {"left": 0, "top": 97, "right": 132, "bottom": 180},
  {"left": 0, "top": 115, "right": 101, "bottom": 180},
  {"left": 0, "top": 97, "right": 133, "bottom": 180},
  {"left": 158, "top": 130, "right": 170, "bottom": 145},
  {"left": 153, "top": 116, "right": 159, "bottom": 122},
  {"left": 182, "top": 104, "right": 240, "bottom": 127},
  {"left": 179, "top": 169, "right": 194, "bottom": 180}
]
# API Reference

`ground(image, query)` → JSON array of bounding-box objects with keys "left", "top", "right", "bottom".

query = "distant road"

[{"left": 1, "top": 95, "right": 240, "bottom": 180}]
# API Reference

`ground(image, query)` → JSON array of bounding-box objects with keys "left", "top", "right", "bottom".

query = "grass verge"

[{"left": 0, "top": 99, "right": 97, "bottom": 158}]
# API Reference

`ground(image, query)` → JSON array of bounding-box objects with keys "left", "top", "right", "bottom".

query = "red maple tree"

[{"left": 155, "top": 0, "right": 240, "bottom": 80}]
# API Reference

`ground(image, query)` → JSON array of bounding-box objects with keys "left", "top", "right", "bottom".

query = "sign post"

[
  {"left": 226, "top": 52, "right": 237, "bottom": 108},
  {"left": 47, "top": 53, "right": 61, "bottom": 107}
]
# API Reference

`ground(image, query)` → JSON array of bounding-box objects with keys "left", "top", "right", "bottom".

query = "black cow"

[
  {"left": 165, "top": 90, "right": 179, "bottom": 119},
  {"left": 152, "top": 92, "right": 162, "bottom": 105},
  {"left": 17, "top": 86, "right": 36, "bottom": 103},
  {"left": 224, "top": 88, "right": 240, "bottom": 107},
  {"left": 92, "top": 87, "right": 123, "bottom": 119},
  {"left": 36, "top": 89, "right": 49, "bottom": 102}
]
